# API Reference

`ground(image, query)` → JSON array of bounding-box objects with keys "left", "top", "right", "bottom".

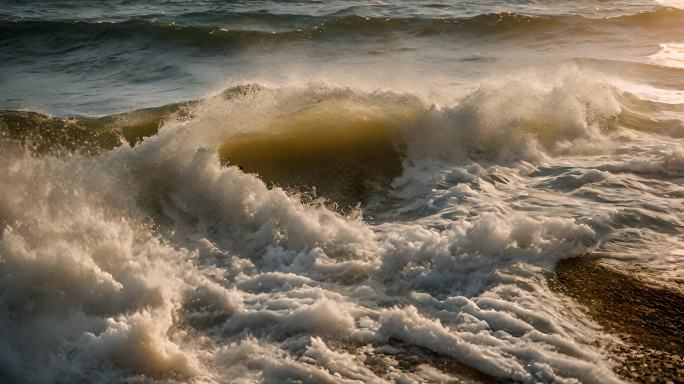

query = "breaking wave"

[{"left": 5, "top": 65, "right": 679, "bottom": 382}]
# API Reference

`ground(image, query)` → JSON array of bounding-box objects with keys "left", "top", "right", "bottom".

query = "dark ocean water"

[
  {"left": 2, "top": 0, "right": 683, "bottom": 115},
  {"left": 1, "top": 1, "right": 683, "bottom": 383}
]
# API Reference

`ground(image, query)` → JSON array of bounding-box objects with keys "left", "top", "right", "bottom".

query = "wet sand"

[{"left": 550, "top": 256, "right": 684, "bottom": 383}]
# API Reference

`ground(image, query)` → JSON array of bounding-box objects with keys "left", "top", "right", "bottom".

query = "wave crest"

[{"left": 3, "top": 6, "right": 682, "bottom": 48}]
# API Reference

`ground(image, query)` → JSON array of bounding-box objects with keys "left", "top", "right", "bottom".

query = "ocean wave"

[
  {"left": 0, "top": 102, "right": 192, "bottom": 153},
  {"left": 2, "top": 6, "right": 682, "bottom": 48},
  {"left": 6, "top": 66, "right": 680, "bottom": 206},
  {"left": 577, "top": 58, "right": 684, "bottom": 91}
]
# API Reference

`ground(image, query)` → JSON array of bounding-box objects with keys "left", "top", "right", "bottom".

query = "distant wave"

[{"left": 2, "top": 6, "right": 682, "bottom": 48}]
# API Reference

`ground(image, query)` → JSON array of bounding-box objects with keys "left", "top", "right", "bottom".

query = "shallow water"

[{"left": 1, "top": 1, "right": 684, "bottom": 383}]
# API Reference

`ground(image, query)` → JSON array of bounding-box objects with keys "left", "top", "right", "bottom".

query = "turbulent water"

[{"left": 1, "top": 1, "right": 684, "bottom": 383}]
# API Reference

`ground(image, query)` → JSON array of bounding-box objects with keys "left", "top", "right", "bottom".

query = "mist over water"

[{"left": 1, "top": 1, "right": 683, "bottom": 383}]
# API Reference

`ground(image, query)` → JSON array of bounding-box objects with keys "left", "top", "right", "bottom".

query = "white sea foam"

[
  {"left": 600, "top": 146, "right": 684, "bottom": 177},
  {"left": 649, "top": 43, "right": 684, "bottom": 69},
  {"left": 402, "top": 66, "right": 622, "bottom": 164},
  {"left": 656, "top": 0, "right": 684, "bottom": 10}
]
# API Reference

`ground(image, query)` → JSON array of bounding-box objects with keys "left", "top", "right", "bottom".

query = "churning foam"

[
  {"left": 401, "top": 66, "right": 622, "bottom": 165},
  {"left": 0, "top": 66, "right": 654, "bottom": 383}
]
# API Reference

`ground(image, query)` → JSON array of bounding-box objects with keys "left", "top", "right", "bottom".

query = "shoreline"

[{"left": 550, "top": 256, "right": 684, "bottom": 383}]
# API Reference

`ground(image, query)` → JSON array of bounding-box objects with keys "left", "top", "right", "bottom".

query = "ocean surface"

[{"left": 1, "top": 1, "right": 684, "bottom": 383}]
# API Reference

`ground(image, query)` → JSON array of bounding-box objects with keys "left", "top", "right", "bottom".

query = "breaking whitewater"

[{"left": 2, "top": 64, "right": 684, "bottom": 383}]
